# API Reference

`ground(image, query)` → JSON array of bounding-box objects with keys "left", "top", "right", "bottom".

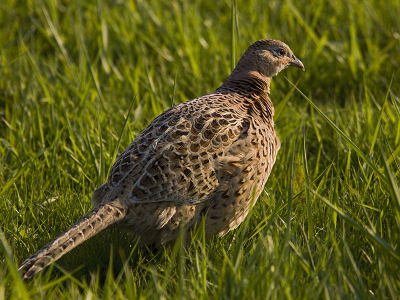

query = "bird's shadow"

[{"left": 41, "top": 228, "right": 161, "bottom": 286}]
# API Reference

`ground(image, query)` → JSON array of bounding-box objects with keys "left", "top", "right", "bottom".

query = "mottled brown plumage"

[{"left": 19, "top": 39, "right": 304, "bottom": 280}]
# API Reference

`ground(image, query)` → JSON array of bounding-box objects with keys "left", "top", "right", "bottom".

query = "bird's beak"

[{"left": 289, "top": 56, "right": 305, "bottom": 71}]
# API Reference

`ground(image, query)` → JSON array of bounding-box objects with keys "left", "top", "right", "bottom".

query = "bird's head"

[
  {"left": 241, "top": 39, "right": 305, "bottom": 78},
  {"left": 227, "top": 39, "right": 304, "bottom": 80},
  {"left": 217, "top": 39, "right": 304, "bottom": 94}
]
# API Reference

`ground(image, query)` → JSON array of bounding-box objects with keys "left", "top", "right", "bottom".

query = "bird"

[{"left": 18, "top": 39, "right": 304, "bottom": 281}]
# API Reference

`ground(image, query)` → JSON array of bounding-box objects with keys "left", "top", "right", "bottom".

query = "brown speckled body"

[
  {"left": 93, "top": 90, "right": 280, "bottom": 245},
  {"left": 19, "top": 39, "right": 304, "bottom": 280}
]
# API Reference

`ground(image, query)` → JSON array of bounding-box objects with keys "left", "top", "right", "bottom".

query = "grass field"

[{"left": 1, "top": 0, "right": 400, "bottom": 298}]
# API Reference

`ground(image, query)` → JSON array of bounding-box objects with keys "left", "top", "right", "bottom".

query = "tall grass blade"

[
  {"left": 380, "top": 144, "right": 400, "bottom": 228},
  {"left": 369, "top": 75, "right": 393, "bottom": 156},
  {"left": 274, "top": 79, "right": 299, "bottom": 121},
  {"left": 0, "top": 229, "right": 29, "bottom": 299},
  {"left": 109, "top": 94, "right": 137, "bottom": 174},
  {"left": 231, "top": 0, "right": 237, "bottom": 71},
  {"left": 302, "top": 126, "right": 313, "bottom": 241}
]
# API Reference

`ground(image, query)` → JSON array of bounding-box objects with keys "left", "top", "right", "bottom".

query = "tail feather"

[{"left": 18, "top": 199, "right": 126, "bottom": 281}]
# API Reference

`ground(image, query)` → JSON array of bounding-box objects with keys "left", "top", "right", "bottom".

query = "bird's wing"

[{"left": 92, "top": 93, "right": 251, "bottom": 206}]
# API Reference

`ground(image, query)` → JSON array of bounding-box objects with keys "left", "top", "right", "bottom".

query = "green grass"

[{"left": 1, "top": 0, "right": 400, "bottom": 298}]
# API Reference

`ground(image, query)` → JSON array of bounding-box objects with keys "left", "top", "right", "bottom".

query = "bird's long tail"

[{"left": 18, "top": 198, "right": 126, "bottom": 281}]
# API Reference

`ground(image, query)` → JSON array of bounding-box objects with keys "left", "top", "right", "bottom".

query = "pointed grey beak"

[{"left": 289, "top": 56, "right": 305, "bottom": 71}]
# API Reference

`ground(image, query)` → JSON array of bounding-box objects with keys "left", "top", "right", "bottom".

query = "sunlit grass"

[{"left": 1, "top": 0, "right": 399, "bottom": 298}]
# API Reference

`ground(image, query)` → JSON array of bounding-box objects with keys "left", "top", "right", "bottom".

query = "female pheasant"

[{"left": 19, "top": 39, "right": 304, "bottom": 280}]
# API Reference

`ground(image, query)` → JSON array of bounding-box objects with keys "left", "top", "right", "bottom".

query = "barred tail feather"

[{"left": 18, "top": 199, "right": 125, "bottom": 281}]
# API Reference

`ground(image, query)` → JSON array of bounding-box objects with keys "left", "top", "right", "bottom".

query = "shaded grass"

[{"left": 1, "top": 0, "right": 400, "bottom": 298}]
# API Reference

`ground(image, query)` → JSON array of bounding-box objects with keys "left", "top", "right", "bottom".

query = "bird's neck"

[
  {"left": 216, "top": 69, "right": 271, "bottom": 94},
  {"left": 215, "top": 70, "right": 274, "bottom": 121}
]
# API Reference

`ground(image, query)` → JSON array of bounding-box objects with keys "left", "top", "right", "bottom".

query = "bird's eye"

[{"left": 278, "top": 49, "right": 285, "bottom": 56}]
